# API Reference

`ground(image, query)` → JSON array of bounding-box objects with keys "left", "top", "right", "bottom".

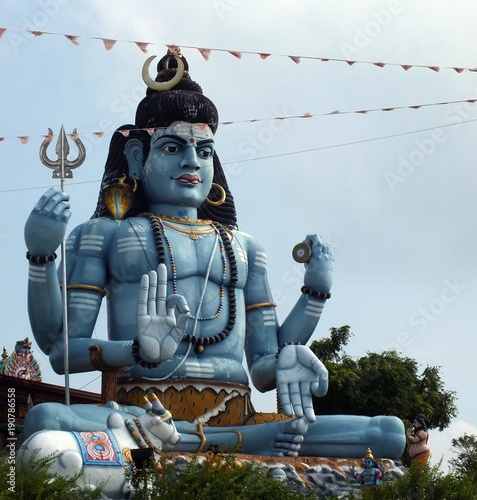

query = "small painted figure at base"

[
  {"left": 354, "top": 448, "right": 384, "bottom": 486},
  {"left": 407, "top": 414, "right": 430, "bottom": 466}
]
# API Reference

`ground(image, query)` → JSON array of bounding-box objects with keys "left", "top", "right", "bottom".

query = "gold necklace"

[
  {"left": 155, "top": 214, "right": 213, "bottom": 225},
  {"left": 161, "top": 220, "right": 216, "bottom": 240}
]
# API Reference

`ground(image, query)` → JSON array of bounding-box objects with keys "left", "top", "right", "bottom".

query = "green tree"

[
  {"left": 310, "top": 326, "right": 457, "bottom": 431},
  {"left": 450, "top": 434, "right": 477, "bottom": 481},
  {"left": 369, "top": 462, "right": 477, "bottom": 500}
]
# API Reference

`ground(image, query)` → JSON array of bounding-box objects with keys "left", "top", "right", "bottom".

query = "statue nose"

[{"left": 181, "top": 146, "right": 200, "bottom": 170}]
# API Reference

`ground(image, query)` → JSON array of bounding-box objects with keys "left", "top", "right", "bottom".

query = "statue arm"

[
  {"left": 278, "top": 234, "right": 333, "bottom": 346},
  {"left": 243, "top": 233, "right": 334, "bottom": 383},
  {"left": 27, "top": 218, "right": 137, "bottom": 373},
  {"left": 243, "top": 234, "right": 329, "bottom": 421},
  {"left": 241, "top": 235, "right": 279, "bottom": 393}
]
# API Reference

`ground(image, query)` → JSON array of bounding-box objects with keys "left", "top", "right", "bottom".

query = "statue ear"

[{"left": 124, "top": 138, "right": 143, "bottom": 178}]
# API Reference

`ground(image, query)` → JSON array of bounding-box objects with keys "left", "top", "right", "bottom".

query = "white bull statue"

[{"left": 18, "top": 394, "right": 181, "bottom": 499}]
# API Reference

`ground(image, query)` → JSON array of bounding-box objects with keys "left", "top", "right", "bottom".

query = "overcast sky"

[{"left": 1, "top": 0, "right": 476, "bottom": 469}]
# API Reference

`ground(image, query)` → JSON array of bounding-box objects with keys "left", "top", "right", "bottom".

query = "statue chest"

[{"left": 106, "top": 219, "right": 247, "bottom": 289}]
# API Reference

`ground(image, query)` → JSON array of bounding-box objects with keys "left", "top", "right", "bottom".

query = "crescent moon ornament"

[{"left": 142, "top": 55, "right": 185, "bottom": 91}]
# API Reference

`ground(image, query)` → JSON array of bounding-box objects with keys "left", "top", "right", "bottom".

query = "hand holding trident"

[{"left": 39, "top": 126, "right": 85, "bottom": 404}]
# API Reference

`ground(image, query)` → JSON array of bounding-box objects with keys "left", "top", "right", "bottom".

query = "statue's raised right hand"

[
  {"left": 137, "top": 264, "right": 190, "bottom": 364},
  {"left": 24, "top": 188, "right": 71, "bottom": 255}
]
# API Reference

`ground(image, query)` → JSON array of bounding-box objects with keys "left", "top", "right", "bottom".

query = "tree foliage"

[
  {"left": 310, "top": 326, "right": 457, "bottom": 431},
  {"left": 368, "top": 461, "right": 477, "bottom": 500},
  {"left": 0, "top": 450, "right": 102, "bottom": 500},
  {"left": 126, "top": 453, "right": 314, "bottom": 500},
  {"left": 450, "top": 433, "right": 477, "bottom": 481}
]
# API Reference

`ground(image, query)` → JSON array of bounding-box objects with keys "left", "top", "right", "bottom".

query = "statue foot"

[
  {"left": 272, "top": 417, "right": 309, "bottom": 457},
  {"left": 364, "top": 415, "right": 406, "bottom": 459},
  {"left": 299, "top": 414, "right": 406, "bottom": 459}
]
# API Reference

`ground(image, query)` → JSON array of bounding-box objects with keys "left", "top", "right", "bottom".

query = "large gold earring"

[
  {"left": 103, "top": 175, "right": 138, "bottom": 219},
  {"left": 206, "top": 183, "right": 226, "bottom": 206}
]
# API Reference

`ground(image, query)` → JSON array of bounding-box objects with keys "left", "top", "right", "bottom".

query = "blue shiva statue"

[{"left": 23, "top": 49, "right": 405, "bottom": 458}]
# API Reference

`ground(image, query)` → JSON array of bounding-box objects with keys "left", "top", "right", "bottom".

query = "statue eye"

[
  {"left": 161, "top": 144, "right": 181, "bottom": 154},
  {"left": 197, "top": 147, "right": 214, "bottom": 159}
]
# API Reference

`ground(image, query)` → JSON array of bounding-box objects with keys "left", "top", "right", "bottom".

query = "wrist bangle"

[
  {"left": 131, "top": 337, "right": 160, "bottom": 369},
  {"left": 26, "top": 251, "right": 57, "bottom": 264},
  {"left": 301, "top": 286, "right": 331, "bottom": 300},
  {"left": 276, "top": 342, "right": 301, "bottom": 360}
]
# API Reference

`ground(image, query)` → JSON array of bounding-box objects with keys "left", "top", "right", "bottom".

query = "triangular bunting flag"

[
  {"left": 0, "top": 28, "right": 6, "bottom": 38},
  {"left": 30, "top": 31, "right": 44, "bottom": 37},
  {"left": 19, "top": 137, "right": 29, "bottom": 144},
  {"left": 373, "top": 62, "right": 385, "bottom": 68},
  {"left": 102, "top": 39, "right": 117, "bottom": 51},
  {"left": 198, "top": 48, "right": 211, "bottom": 60},
  {"left": 346, "top": 61, "right": 357, "bottom": 66},
  {"left": 65, "top": 35, "right": 79, "bottom": 45},
  {"left": 428, "top": 66, "right": 440, "bottom": 72},
  {"left": 118, "top": 129, "right": 130, "bottom": 137},
  {"left": 288, "top": 56, "right": 301, "bottom": 64},
  {"left": 0, "top": 137, "right": 4, "bottom": 142},
  {"left": 453, "top": 67, "right": 465, "bottom": 73},
  {"left": 146, "top": 128, "right": 155, "bottom": 136},
  {"left": 259, "top": 53, "right": 271, "bottom": 59},
  {"left": 93, "top": 132, "right": 104, "bottom": 138},
  {"left": 135, "top": 42, "right": 149, "bottom": 53},
  {"left": 382, "top": 108, "right": 395, "bottom": 112},
  {"left": 229, "top": 51, "right": 242, "bottom": 59},
  {"left": 43, "top": 132, "right": 54, "bottom": 142},
  {"left": 320, "top": 58, "right": 330, "bottom": 62},
  {"left": 410, "top": 105, "right": 422, "bottom": 109},
  {"left": 356, "top": 110, "right": 368, "bottom": 114},
  {"left": 401, "top": 65, "right": 412, "bottom": 71}
]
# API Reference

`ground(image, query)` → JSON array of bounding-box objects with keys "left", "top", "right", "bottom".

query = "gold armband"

[
  {"left": 245, "top": 301, "right": 277, "bottom": 311},
  {"left": 61, "top": 283, "right": 107, "bottom": 296}
]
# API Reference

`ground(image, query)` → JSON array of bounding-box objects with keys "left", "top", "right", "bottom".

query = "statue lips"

[{"left": 175, "top": 173, "right": 201, "bottom": 185}]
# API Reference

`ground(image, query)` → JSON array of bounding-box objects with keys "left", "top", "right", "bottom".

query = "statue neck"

[{"left": 147, "top": 203, "right": 198, "bottom": 220}]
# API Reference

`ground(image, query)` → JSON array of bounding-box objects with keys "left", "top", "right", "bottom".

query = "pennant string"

[
  {"left": 1, "top": 27, "right": 477, "bottom": 73},
  {"left": 1, "top": 98, "right": 476, "bottom": 144}
]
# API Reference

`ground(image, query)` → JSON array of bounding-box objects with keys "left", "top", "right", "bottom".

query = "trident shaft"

[{"left": 39, "top": 126, "right": 86, "bottom": 405}]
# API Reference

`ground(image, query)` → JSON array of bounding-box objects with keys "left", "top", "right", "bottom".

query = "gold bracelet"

[{"left": 245, "top": 301, "right": 277, "bottom": 311}]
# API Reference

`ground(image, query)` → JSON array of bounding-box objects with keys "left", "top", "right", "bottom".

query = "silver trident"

[{"left": 39, "top": 126, "right": 86, "bottom": 405}]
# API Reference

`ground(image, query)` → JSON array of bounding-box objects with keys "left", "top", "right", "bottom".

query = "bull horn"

[
  {"left": 150, "top": 394, "right": 166, "bottom": 415},
  {"left": 142, "top": 55, "right": 185, "bottom": 91},
  {"left": 143, "top": 395, "right": 152, "bottom": 412}
]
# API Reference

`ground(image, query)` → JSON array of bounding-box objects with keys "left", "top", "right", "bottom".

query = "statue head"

[
  {"left": 363, "top": 448, "right": 376, "bottom": 469},
  {"left": 92, "top": 50, "right": 237, "bottom": 227},
  {"left": 413, "top": 414, "right": 427, "bottom": 431}
]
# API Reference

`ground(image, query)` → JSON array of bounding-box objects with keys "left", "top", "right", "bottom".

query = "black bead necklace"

[{"left": 145, "top": 213, "right": 238, "bottom": 354}]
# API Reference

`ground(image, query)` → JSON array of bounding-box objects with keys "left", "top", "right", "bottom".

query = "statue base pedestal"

[{"left": 162, "top": 452, "right": 406, "bottom": 498}]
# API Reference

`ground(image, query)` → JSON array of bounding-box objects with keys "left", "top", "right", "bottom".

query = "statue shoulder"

[
  {"left": 68, "top": 217, "right": 120, "bottom": 238},
  {"left": 66, "top": 217, "right": 129, "bottom": 254},
  {"left": 232, "top": 229, "right": 265, "bottom": 254}
]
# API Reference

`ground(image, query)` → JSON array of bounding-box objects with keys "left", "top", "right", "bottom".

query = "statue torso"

[{"left": 67, "top": 216, "right": 252, "bottom": 384}]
